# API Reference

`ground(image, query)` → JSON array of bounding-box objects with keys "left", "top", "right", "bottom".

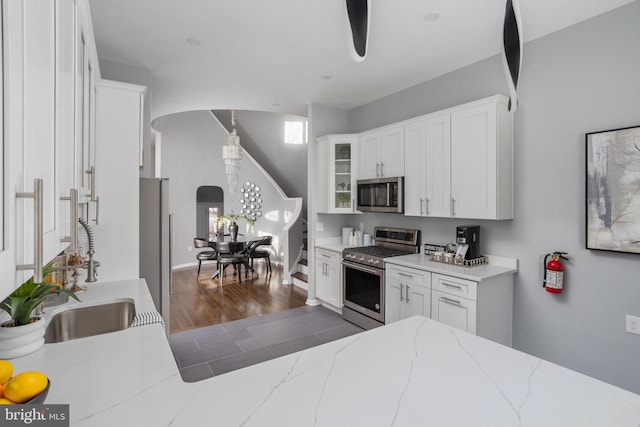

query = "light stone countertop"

[
  {"left": 10, "top": 278, "right": 640, "bottom": 426},
  {"left": 385, "top": 253, "right": 518, "bottom": 281}
]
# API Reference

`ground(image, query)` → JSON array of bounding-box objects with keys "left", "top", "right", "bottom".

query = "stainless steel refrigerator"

[{"left": 139, "top": 178, "right": 172, "bottom": 333}]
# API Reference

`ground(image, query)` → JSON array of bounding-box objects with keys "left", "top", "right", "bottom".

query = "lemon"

[
  {"left": 0, "top": 397, "right": 14, "bottom": 404},
  {"left": 3, "top": 371, "right": 47, "bottom": 403},
  {"left": 0, "top": 360, "right": 13, "bottom": 385}
]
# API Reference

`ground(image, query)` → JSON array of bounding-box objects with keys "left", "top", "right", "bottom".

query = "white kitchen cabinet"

[
  {"left": 57, "top": 0, "right": 80, "bottom": 247},
  {"left": 2, "top": 0, "right": 68, "bottom": 290},
  {"left": 424, "top": 113, "right": 452, "bottom": 217},
  {"left": 403, "top": 95, "right": 512, "bottom": 220},
  {"left": 76, "top": 0, "right": 100, "bottom": 217},
  {"left": 431, "top": 272, "right": 512, "bottom": 346},
  {"left": 450, "top": 96, "right": 513, "bottom": 220},
  {"left": 359, "top": 125, "right": 404, "bottom": 179},
  {"left": 403, "top": 119, "right": 426, "bottom": 216},
  {"left": 93, "top": 80, "right": 146, "bottom": 282},
  {"left": 315, "top": 248, "right": 342, "bottom": 310},
  {"left": 0, "top": 0, "right": 102, "bottom": 296},
  {"left": 385, "top": 265, "right": 431, "bottom": 323},
  {"left": 317, "top": 135, "right": 359, "bottom": 214}
]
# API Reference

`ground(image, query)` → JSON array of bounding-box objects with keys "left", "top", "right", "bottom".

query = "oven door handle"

[{"left": 342, "top": 260, "right": 383, "bottom": 276}]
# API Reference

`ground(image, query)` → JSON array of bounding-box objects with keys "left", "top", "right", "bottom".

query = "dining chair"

[
  {"left": 217, "top": 241, "right": 249, "bottom": 284},
  {"left": 194, "top": 238, "right": 217, "bottom": 276},
  {"left": 247, "top": 236, "right": 273, "bottom": 275}
]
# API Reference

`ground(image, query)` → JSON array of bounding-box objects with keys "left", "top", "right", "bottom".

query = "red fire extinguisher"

[{"left": 543, "top": 252, "right": 568, "bottom": 294}]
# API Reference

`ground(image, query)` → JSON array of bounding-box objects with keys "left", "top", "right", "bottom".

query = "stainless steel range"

[{"left": 342, "top": 227, "right": 420, "bottom": 329}]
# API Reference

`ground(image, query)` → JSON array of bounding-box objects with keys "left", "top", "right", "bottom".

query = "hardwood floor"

[{"left": 169, "top": 261, "right": 308, "bottom": 334}]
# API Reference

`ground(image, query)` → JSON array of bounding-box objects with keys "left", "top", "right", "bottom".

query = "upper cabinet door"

[
  {"left": 21, "top": 0, "right": 64, "bottom": 269},
  {"left": 451, "top": 97, "right": 513, "bottom": 220},
  {"left": 425, "top": 113, "right": 451, "bottom": 217},
  {"left": 358, "top": 125, "right": 404, "bottom": 180},
  {"left": 359, "top": 131, "right": 379, "bottom": 179},
  {"left": 378, "top": 125, "right": 404, "bottom": 178},
  {"left": 317, "top": 135, "right": 358, "bottom": 214},
  {"left": 403, "top": 119, "right": 426, "bottom": 216},
  {"left": 57, "top": 0, "right": 79, "bottom": 249}
]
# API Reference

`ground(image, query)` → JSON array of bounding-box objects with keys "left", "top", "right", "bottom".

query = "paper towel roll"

[
  {"left": 356, "top": 230, "right": 363, "bottom": 246},
  {"left": 363, "top": 233, "right": 371, "bottom": 246},
  {"left": 342, "top": 227, "right": 354, "bottom": 245}
]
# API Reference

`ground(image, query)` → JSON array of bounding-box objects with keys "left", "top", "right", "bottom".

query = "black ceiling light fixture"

[
  {"left": 346, "top": 0, "right": 370, "bottom": 62},
  {"left": 502, "top": 0, "right": 523, "bottom": 113}
]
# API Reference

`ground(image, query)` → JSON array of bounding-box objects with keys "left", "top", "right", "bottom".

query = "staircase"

[{"left": 291, "top": 223, "right": 308, "bottom": 291}]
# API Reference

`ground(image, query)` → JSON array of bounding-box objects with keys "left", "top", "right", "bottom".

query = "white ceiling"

[{"left": 88, "top": 0, "right": 635, "bottom": 119}]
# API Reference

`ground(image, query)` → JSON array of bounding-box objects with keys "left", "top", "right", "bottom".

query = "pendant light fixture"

[
  {"left": 502, "top": 0, "right": 523, "bottom": 113},
  {"left": 222, "top": 110, "right": 242, "bottom": 193}
]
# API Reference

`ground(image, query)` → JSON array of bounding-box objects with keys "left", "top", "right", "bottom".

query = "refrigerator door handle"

[{"left": 169, "top": 212, "right": 174, "bottom": 295}]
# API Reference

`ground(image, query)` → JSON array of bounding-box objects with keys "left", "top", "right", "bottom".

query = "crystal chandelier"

[{"left": 222, "top": 110, "right": 242, "bottom": 193}]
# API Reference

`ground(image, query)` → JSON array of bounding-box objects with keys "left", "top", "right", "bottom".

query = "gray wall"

[
  {"left": 311, "top": 2, "right": 640, "bottom": 393},
  {"left": 99, "top": 59, "right": 153, "bottom": 177},
  {"left": 152, "top": 110, "right": 297, "bottom": 268}
]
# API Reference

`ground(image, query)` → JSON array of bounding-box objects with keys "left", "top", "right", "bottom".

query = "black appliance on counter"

[
  {"left": 456, "top": 225, "right": 481, "bottom": 260},
  {"left": 342, "top": 227, "right": 420, "bottom": 330}
]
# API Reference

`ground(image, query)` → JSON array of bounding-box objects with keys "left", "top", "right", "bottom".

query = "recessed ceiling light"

[
  {"left": 424, "top": 12, "right": 440, "bottom": 22},
  {"left": 186, "top": 37, "right": 201, "bottom": 46},
  {"left": 321, "top": 75, "right": 332, "bottom": 80},
  {"left": 272, "top": 103, "right": 281, "bottom": 107}
]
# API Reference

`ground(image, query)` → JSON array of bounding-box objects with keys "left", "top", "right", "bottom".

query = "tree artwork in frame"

[{"left": 586, "top": 125, "right": 640, "bottom": 254}]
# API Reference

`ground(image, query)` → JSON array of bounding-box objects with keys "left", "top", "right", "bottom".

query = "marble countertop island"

[{"left": 11, "top": 279, "right": 640, "bottom": 426}]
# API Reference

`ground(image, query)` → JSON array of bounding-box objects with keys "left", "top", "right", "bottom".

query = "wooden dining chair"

[
  {"left": 247, "top": 236, "right": 273, "bottom": 275},
  {"left": 194, "top": 238, "right": 218, "bottom": 276}
]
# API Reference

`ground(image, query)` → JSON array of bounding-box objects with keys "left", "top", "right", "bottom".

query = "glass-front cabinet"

[{"left": 317, "top": 135, "right": 358, "bottom": 214}]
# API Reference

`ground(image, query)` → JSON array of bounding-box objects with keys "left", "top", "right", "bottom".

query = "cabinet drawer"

[
  {"left": 316, "top": 248, "right": 340, "bottom": 263},
  {"left": 431, "top": 290, "right": 477, "bottom": 334},
  {"left": 386, "top": 265, "right": 430, "bottom": 286},
  {"left": 432, "top": 273, "right": 477, "bottom": 300}
]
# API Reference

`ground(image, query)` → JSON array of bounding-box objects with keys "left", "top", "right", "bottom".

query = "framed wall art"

[{"left": 586, "top": 125, "right": 640, "bottom": 254}]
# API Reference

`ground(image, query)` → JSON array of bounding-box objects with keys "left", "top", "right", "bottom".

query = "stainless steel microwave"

[{"left": 356, "top": 177, "right": 404, "bottom": 213}]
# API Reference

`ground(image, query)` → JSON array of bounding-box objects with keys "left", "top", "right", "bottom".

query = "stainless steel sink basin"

[{"left": 45, "top": 299, "right": 136, "bottom": 343}]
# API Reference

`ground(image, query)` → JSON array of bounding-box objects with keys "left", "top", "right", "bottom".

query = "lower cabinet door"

[
  {"left": 431, "top": 290, "right": 477, "bottom": 334},
  {"left": 385, "top": 278, "right": 403, "bottom": 324},
  {"left": 406, "top": 284, "right": 431, "bottom": 319}
]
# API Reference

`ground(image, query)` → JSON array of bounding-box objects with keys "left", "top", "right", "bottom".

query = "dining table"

[{"left": 207, "top": 234, "right": 271, "bottom": 279}]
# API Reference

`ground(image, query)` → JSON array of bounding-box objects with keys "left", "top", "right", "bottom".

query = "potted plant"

[{"left": 0, "top": 262, "right": 79, "bottom": 359}]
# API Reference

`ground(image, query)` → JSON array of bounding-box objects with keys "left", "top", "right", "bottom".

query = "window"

[{"left": 284, "top": 120, "right": 308, "bottom": 144}]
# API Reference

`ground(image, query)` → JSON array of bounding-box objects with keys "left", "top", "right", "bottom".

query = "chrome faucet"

[{"left": 78, "top": 217, "right": 99, "bottom": 282}]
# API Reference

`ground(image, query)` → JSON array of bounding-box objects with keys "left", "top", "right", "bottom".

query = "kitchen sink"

[{"left": 44, "top": 299, "right": 136, "bottom": 343}]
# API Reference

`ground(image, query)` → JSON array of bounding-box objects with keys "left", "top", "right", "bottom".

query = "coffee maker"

[{"left": 456, "top": 225, "right": 481, "bottom": 260}]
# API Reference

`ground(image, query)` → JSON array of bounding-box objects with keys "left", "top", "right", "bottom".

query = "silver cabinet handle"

[
  {"left": 419, "top": 198, "right": 423, "bottom": 215},
  {"left": 376, "top": 162, "right": 380, "bottom": 177},
  {"left": 169, "top": 213, "right": 174, "bottom": 295},
  {"left": 60, "top": 188, "right": 79, "bottom": 248},
  {"left": 400, "top": 283, "right": 404, "bottom": 302},
  {"left": 380, "top": 162, "right": 384, "bottom": 177},
  {"left": 441, "top": 296, "right": 461, "bottom": 306},
  {"left": 425, "top": 198, "right": 430, "bottom": 215},
  {"left": 93, "top": 196, "right": 100, "bottom": 225},
  {"left": 451, "top": 197, "right": 456, "bottom": 217},
  {"left": 406, "top": 285, "right": 410, "bottom": 303},
  {"left": 86, "top": 166, "right": 96, "bottom": 200},
  {"left": 85, "top": 166, "right": 99, "bottom": 224},
  {"left": 16, "top": 179, "right": 44, "bottom": 283},
  {"left": 398, "top": 272, "right": 413, "bottom": 278},
  {"left": 321, "top": 254, "right": 331, "bottom": 258},
  {"left": 443, "top": 282, "right": 463, "bottom": 290}
]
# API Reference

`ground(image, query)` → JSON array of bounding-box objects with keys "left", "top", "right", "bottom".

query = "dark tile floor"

[{"left": 168, "top": 305, "right": 364, "bottom": 382}]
